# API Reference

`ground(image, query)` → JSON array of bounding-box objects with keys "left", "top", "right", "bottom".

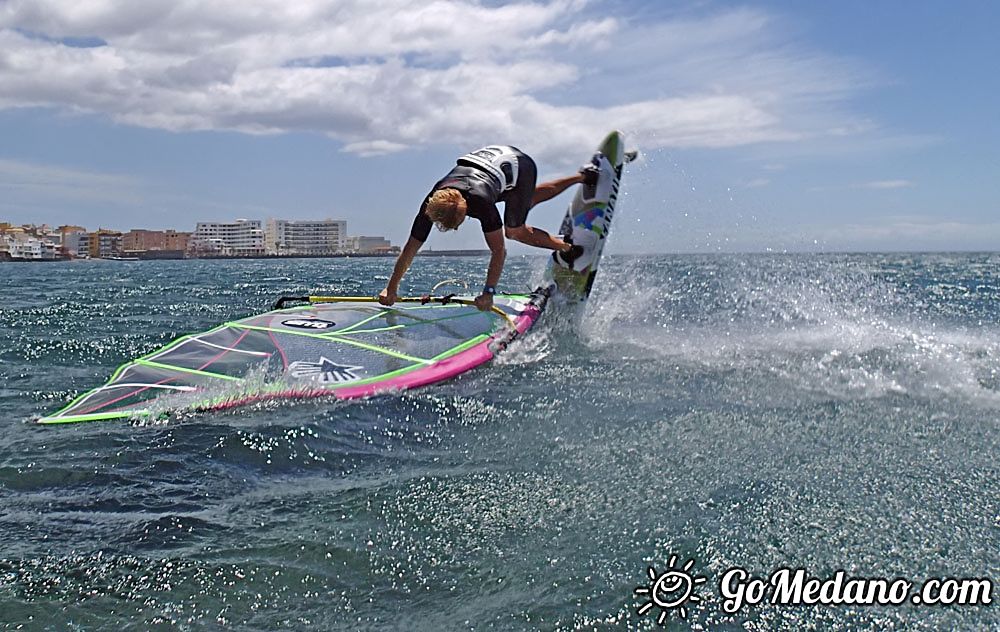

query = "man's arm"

[
  {"left": 379, "top": 236, "right": 423, "bottom": 305},
  {"left": 473, "top": 228, "right": 506, "bottom": 311},
  {"left": 483, "top": 228, "right": 506, "bottom": 288}
]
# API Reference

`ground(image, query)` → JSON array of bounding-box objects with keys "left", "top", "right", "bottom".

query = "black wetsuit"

[{"left": 410, "top": 146, "right": 537, "bottom": 242}]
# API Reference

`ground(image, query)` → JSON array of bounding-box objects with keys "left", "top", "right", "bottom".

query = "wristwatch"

[{"left": 482, "top": 285, "right": 496, "bottom": 295}]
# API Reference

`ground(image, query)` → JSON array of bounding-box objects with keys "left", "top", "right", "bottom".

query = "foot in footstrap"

[{"left": 552, "top": 243, "right": 585, "bottom": 268}]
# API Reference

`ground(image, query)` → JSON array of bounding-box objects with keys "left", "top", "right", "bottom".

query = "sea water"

[{"left": 1, "top": 254, "right": 998, "bottom": 630}]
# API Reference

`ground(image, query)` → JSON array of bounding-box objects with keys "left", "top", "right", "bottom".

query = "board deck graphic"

[{"left": 545, "top": 130, "right": 631, "bottom": 301}]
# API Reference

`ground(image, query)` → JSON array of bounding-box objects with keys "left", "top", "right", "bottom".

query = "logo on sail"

[
  {"left": 282, "top": 318, "right": 337, "bottom": 330},
  {"left": 289, "top": 357, "right": 363, "bottom": 383}
]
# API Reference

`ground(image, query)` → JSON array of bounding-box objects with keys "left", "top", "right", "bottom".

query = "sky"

[{"left": 0, "top": 0, "right": 997, "bottom": 253}]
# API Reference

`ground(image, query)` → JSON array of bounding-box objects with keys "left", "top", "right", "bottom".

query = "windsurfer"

[{"left": 378, "top": 145, "right": 599, "bottom": 311}]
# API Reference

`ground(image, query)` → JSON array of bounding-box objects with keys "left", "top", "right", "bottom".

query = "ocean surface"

[{"left": 1, "top": 254, "right": 998, "bottom": 631}]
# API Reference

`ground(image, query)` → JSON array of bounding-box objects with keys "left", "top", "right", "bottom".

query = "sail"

[{"left": 39, "top": 292, "right": 547, "bottom": 424}]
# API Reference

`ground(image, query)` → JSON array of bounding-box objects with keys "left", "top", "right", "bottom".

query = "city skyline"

[
  {"left": 0, "top": 217, "right": 389, "bottom": 239},
  {"left": 1, "top": 216, "right": 396, "bottom": 260}
]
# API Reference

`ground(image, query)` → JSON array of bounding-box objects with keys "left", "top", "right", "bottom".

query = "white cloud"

[
  {"left": 808, "top": 179, "right": 915, "bottom": 193},
  {"left": 0, "top": 1, "right": 874, "bottom": 163},
  {"left": 342, "top": 139, "right": 410, "bottom": 157},
  {"left": 856, "top": 179, "right": 914, "bottom": 190}
]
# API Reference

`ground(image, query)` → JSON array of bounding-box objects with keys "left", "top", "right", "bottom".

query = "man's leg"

[
  {"left": 531, "top": 173, "right": 585, "bottom": 207},
  {"left": 505, "top": 224, "right": 569, "bottom": 251},
  {"left": 502, "top": 153, "right": 581, "bottom": 252},
  {"left": 507, "top": 172, "right": 585, "bottom": 251}
]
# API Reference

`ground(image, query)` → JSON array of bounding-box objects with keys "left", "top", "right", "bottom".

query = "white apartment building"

[
  {"left": 1, "top": 233, "right": 59, "bottom": 260},
  {"left": 63, "top": 231, "right": 90, "bottom": 257},
  {"left": 264, "top": 218, "right": 346, "bottom": 256},
  {"left": 345, "top": 235, "right": 392, "bottom": 253},
  {"left": 193, "top": 219, "right": 264, "bottom": 256}
]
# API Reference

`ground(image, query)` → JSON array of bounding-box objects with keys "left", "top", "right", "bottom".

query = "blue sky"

[{"left": 0, "top": 0, "right": 997, "bottom": 252}]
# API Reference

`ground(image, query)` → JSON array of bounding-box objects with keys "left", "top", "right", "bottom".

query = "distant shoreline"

[
  {"left": 4, "top": 250, "right": 996, "bottom": 263},
  {"left": 0, "top": 249, "right": 493, "bottom": 263}
]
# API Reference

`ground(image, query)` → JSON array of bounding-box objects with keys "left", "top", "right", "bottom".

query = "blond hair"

[{"left": 425, "top": 188, "right": 465, "bottom": 230}]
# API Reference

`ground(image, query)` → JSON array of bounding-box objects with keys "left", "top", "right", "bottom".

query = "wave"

[{"left": 582, "top": 254, "right": 1000, "bottom": 407}]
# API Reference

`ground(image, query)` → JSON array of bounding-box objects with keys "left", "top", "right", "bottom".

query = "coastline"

[{"left": 0, "top": 249, "right": 492, "bottom": 263}]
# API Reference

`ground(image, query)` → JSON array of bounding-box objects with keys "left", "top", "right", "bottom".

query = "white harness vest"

[{"left": 457, "top": 145, "right": 519, "bottom": 192}]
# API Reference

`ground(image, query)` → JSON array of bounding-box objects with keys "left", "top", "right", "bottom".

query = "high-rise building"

[
  {"left": 193, "top": 219, "right": 264, "bottom": 256},
  {"left": 62, "top": 231, "right": 91, "bottom": 257},
  {"left": 89, "top": 229, "right": 123, "bottom": 259},
  {"left": 121, "top": 229, "right": 190, "bottom": 258},
  {"left": 123, "top": 229, "right": 167, "bottom": 251},
  {"left": 264, "top": 218, "right": 346, "bottom": 256},
  {"left": 121, "top": 229, "right": 192, "bottom": 252},
  {"left": 164, "top": 230, "right": 190, "bottom": 252},
  {"left": 58, "top": 225, "right": 87, "bottom": 256}
]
